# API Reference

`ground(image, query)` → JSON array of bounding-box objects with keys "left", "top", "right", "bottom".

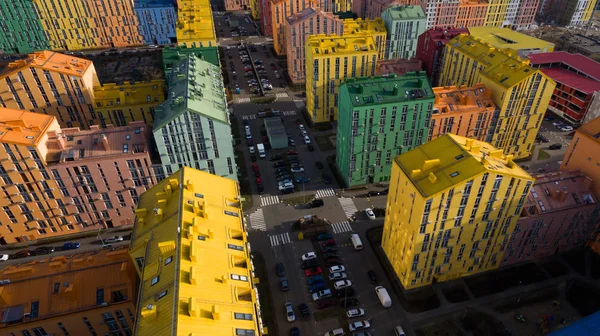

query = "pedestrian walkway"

[
  {"left": 331, "top": 221, "right": 353, "bottom": 234},
  {"left": 260, "top": 195, "right": 280, "bottom": 206},
  {"left": 315, "top": 188, "right": 336, "bottom": 199},
  {"left": 283, "top": 110, "right": 296, "bottom": 116},
  {"left": 248, "top": 208, "right": 266, "bottom": 231},
  {"left": 242, "top": 114, "right": 257, "bottom": 120},
  {"left": 276, "top": 92, "right": 289, "bottom": 98},
  {"left": 338, "top": 197, "right": 358, "bottom": 219},
  {"left": 269, "top": 232, "right": 291, "bottom": 247},
  {"left": 236, "top": 97, "right": 251, "bottom": 104}
]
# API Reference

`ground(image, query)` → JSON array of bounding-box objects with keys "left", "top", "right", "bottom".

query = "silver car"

[{"left": 285, "top": 302, "right": 295, "bottom": 322}]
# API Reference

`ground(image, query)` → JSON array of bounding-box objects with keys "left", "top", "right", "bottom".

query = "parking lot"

[
  {"left": 223, "top": 44, "right": 286, "bottom": 96},
  {"left": 214, "top": 12, "right": 260, "bottom": 39}
]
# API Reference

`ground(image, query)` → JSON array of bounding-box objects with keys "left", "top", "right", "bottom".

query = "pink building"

[
  {"left": 501, "top": 171, "right": 599, "bottom": 266},
  {"left": 261, "top": 0, "right": 273, "bottom": 36},
  {"left": 513, "top": 0, "right": 540, "bottom": 29},
  {"left": 225, "top": 0, "right": 250, "bottom": 10},
  {"left": 285, "top": 8, "right": 343, "bottom": 84},
  {"left": 365, "top": 0, "right": 420, "bottom": 19},
  {"left": 375, "top": 58, "right": 422, "bottom": 75}
]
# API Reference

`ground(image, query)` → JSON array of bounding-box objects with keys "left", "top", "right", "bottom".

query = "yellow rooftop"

[
  {"left": 0, "top": 50, "right": 93, "bottom": 78},
  {"left": 176, "top": 0, "right": 216, "bottom": 46},
  {"left": 343, "top": 17, "right": 386, "bottom": 34},
  {"left": 468, "top": 27, "right": 555, "bottom": 54},
  {"left": 395, "top": 134, "right": 531, "bottom": 197},
  {"left": 0, "top": 108, "right": 56, "bottom": 146},
  {"left": 307, "top": 34, "right": 377, "bottom": 56},
  {"left": 129, "top": 167, "right": 261, "bottom": 336}
]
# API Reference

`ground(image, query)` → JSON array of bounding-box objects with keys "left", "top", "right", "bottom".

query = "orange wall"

[{"left": 456, "top": 0, "right": 489, "bottom": 27}]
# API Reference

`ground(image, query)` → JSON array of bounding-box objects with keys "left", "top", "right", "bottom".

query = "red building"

[
  {"left": 416, "top": 27, "right": 469, "bottom": 87},
  {"left": 528, "top": 51, "right": 600, "bottom": 124}
]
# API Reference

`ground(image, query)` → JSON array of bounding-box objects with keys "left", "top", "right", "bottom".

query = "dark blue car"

[
  {"left": 63, "top": 242, "right": 80, "bottom": 250},
  {"left": 308, "top": 282, "right": 326, "bottom": 293}
]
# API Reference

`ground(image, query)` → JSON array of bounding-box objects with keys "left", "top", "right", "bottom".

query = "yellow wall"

[
  {"left": 484, "top": 0, "right": 510, "bottom": 27},
  {"left": 94, "top": 80, "right": 166, "bottom": 126},
  {"left": 343, "top": 18, "right": 387, "bottom": 61},
  {"left": 581, "top": 0, "right": 596, "bottom": 23},
  {"left": 382, "top": 134, "right": 534, "bottom": 289},
  {"left": 177, "top": 0, "right": 217, "bottom": 48},
  {"left": 306, "top": 34, "right": 379, "bottom": 123}
]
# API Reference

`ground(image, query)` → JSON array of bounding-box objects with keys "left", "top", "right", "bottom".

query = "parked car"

[
  {"left": 312, "top": 289, "right": 332, "bottom": 301},
  {"left": 324, "top": 251, "right": 338, "bottom": 259},
  {"left": 329, "top": 272, "right": 347, "bottom": 281},
  {"left": 308, "top": 199, "right": 324, "bottom": 209},
  {"left": 305, "top": 267, "right": 322, "bottom": 277},
  {"left": 276, "top": 262, "right": 285, "bottom": 276},
  {"left": 302, "top": 259, "right": 319, "bottom": 269},
  {"left": 367, "top": 270, "right": 378, "bottom": 284},
  {"left": 285, "top": 302, "right": 295, "bottom": 322},
  {"left": 63, "top": 242, "right": 81, "bottom": 250},
  {"left": 349, "top": 321, "right": 371, "bottom": 332},
  {"left": 329, "top": 265, "right": 345, "bottom": 273},
  {"left": 322, "top": 246, "right": 338, "bottom": 253},
  {"left": 280, "top": 277, "right": 290, "bottom": 291},
  {"left": 326, "top": 257, "right": 343, "bottom": 267},
  {"left": 31, "top": 246, "right": 55, "bottom": 256},
  {"left": 334, "top": 280, "right": 352, "bottom": 290},
  {"left": 298, "top": 303, "right": 310, "bottom": 319},
  {"left": 307, "top": 275, "right": 324, "bottom": 285},
  {"left": 13, "top": 250, "right": 31, "bottom": 259},
  {"left": 309, "top": 282, "right": 326, "bottom": 293},
  {"left": 104, "top": 236, "right": 123, "bottom": 243},
  {"left": 257, "top": 184, "right": 264, "bottom": 194},
  {"left": 347, "top": 308, "right": 365, "bottom": 318},
  {"left": 0, "top": 254, "right": 9, "bottom": 261},
  {"left": 549, "top": 143, "right": 563, "bottom": 150},
  {"left": 269, "top": 154, "right": 284, "bottom": 161},
  {"left": 321, "top": 238, "right": 336, "bottom": 247},
  {"left": 335, "top": 287, "right": 355, "bottom": 297},
  {"left": 365, "top": 208, "right": 376, "bottom": 220},
  {"left": 296, "top": 177, "right": 311, "bottom": 183},
  {"left": 317, "top": 298, "right": 335, "bottom": 309},
  {"left": 536, "top": 134, "right": 549, "bottom": 143},
  {"left": 290, "top": 327, "right": 300, "bottom": 336},
  {"left": 291, "top": 166, "right": 305, "bottom": 173},
  {"left": 301, "top": 252, "right": 317, "bottom": 261}
]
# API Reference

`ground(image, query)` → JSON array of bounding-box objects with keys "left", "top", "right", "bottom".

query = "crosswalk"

[
  {"left": 242, "top": 114, "right": 257, "bottom": 120},
  {"left": 276, "top": 92, "right": 289, "bottom": 98},
  {"left": 236, "top": 97, "right": 251, "bottom": 104},
  {"left": 283, "top": 110, "right": 296, "bottom": 116},
  {"left": 331, "top": 221, "right": 353, "bottom": 234},
  {"left": 260, "top": 195, "right": 280, "bottom": 207},
  {"left": 315, "top": 188, "right": 336, "bottom": 199},
  {"left": 338, "top": 197, "right": 358, "bottom": 219},
  {"left": 248, "top": 208, "right": 266, "bottom": 231},
  {"left": 269, "top": 232, "right": 291, "bottom": 247}
]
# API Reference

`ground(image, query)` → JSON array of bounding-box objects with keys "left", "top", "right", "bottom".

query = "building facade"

[
  {"left": 306, "top": 34, "right": 379, "bottom": 123},
  {"left": 128, "top": 167, "right": 263, "bottom": 335},
  {"left": 93, "top": 80, "right": 166, "bottom": 127},
  {"left": 0, "top": 108, "right": 159, "bottom": 245},
  {"left": 503, "top": 0, "right": 540, "bottom": 29},
  {"left": 381, "top": 5, "right": 426, "bottom": 60},
  {"left": 343, "top": 18, "right": 387, "bottom": 61},
  {"left": 423, "top": 0, "right": 460, "bottom": 29},
  {"left": 382, "top": 133, "right": 534, "bottom": 289},
  {"left": 162, "top": 45, "right": 220, "bottom": 71},
  {"left": 0, "top": 51, "right": 99, "bottom": 129},
  {"left": 485, "top": 0, "right": 510, "bottom": 26},
  {"left": 0, "top": 0, "right": 49, "bottom": 54},
  {"left": 439, "top": 34, "right": 556, "bottom": 159},
  {"left": 251, "top": 0, "right": 262, "bottom": 19},
  {"left": 225, "top": 0, "right": 250, "bottom": 10},
  {"left": 363, "top": 0, "right": 420, "bottom": 20},
  {"left": 528, "top": 51, "right": 600, "bottom": 124},
  {"left": 416, "top": 27, "right": 469, "bottom": 87},
  {"left": 271, "top": 0, "right": 318, "bottom": 56},
  {"left": 153, "top": 56, "right": 237, "bottom": 180},
  {"left": 538, "top": 0, "right": 596, "bottom": 27},
  {"left": 260, "top": 0, "right": 273, "bottom": 36},
  {"left": 468, "top": 27, "right": 555, "bottom": 58},
  {"left": 285, "top": 8, "right": 344, "bottom": 84},
  {"left": 429, "top": 84, "right": 497, "bottom": 142},
  {"left": 0, "top": 247, "right": 137, "bottom": 336},
  {"left": 561, "top": 116, "right": 600, "bottom": 198},
  {"left": 455, "top": 0, "right": 489, "bottom": 27},
  {"left": 502, "top": 171, "right": 598, "bottom": 266},
  {"left": 375, "top": 58, "right": 422, "bottom": 76},
  {"left": 176, "top": 0, "right": 216, "bottom": 48},
  {"left": 134, "top": 0, "right": 178, "bottom": 45},
  {"left": 336, "top": 73, "right": 435, "bottom": 187}
]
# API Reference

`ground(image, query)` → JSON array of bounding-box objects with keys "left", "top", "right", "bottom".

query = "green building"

[
  {"left": 264, "top": 117, "right": 287, "bottom": 149},
  {"left": 161, "top": 46, "right": 219, "bottom": 73},
  {"left": 336, "top": 73, "right": 434, "bottom": 187},
  {"left": 0, "top": 0, "right": 49, "bottom": 54},
  {"left": 381, "top": 5, "right": 426, "bottom": 60},
  {"left": 153, "top": 55, "right": 237, "bottom": 180}
]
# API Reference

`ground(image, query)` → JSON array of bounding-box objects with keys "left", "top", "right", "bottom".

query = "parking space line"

[{"left": 315, "top": 188, "right": 336, "bottom": 199}]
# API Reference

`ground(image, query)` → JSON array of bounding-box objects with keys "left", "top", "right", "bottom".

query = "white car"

[
  {"left": 312, "top": 289, "right": 332, "bottom": 301},
  {"left": 346, "top": 308, "right": 365, "bottom": 318},
  {"left": 349, "top": 321, "right": 371, "bottom": 331},
  {"left": 291, "top": 166, "right": 304, "bottom": 173},
  {"left": 365, "top": 208, "right": 376, "bottom": 220},
  {"left": 329, "top": 265, "right": 345, "bottom": 273},
  {"left": 304, "top": 136, "right": 311, "bottom": 144},
  {"left": 560, "top": 126, "right": 573, "bottom": 132},
  {"left": 302, "top": 252, "right": 317, "bottom": 261},
  {"left": 104, "top": 236, "right": 124, "bottom": 243},
  {"left": 285, "top": 302, "right": 295, "bottom": 322},
  {"left": 329, "top": 272, "right": 347, "bottom": 281},
  {"left": 249, "top": 146, "right": 255, "bottom": 154},
  {"left": 394, "top": 326, "right": 407, "bottom": 336},
  {"left": 0, "top": 254, "right": 8, "bottom": 261},
  {"left": 334, "top": 280, "right": 352, "bottom": 290},
  {"left": 298, "top": 124, "right": 305, "bottom": 131}
]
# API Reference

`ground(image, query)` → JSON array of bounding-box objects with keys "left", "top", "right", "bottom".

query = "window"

[
  {"left": 224, "top": 210, "right": 239, "bottom": 217},
  {"left": 231, "top": 274, "right": 248, "bottom": 281},
  {"left": 228, "top": 244, "right": 244, "bottom": 251},
  {"left": 157, "top": 290, "right": 168, "bottom": 300},
  {"left": 21, "top": 331, "right": 32, "bottom": 336},
  {"left": 234, "top": 313, "right": 253, "bottom": 320},
  {"left": 123, "top": 144, "right": 128, "bottom": 153},
  {"left": 112, "top": 290, "right": 127, "bottom": 303},
  {"left": 236, "top": 329, "right": 255, "bottom": 336},
  {"left": 96, "top": 288, "right": 104, "bottom": 305},
  {"left": 450, "top": 171, "right": 459, "bottom": 177},
  {"left": 53, "top": 283, "right": 60, "bottom": 293},
  {"left": 126, "top": 135, "right": 131, "bottom": 140},
  {"left": 165, "top": 256, "right": 173, "bottom": 265},
  {"left": 135, "top": 257, "right": 144, "bottom": 270},
  {"left": 57, "top": 322, "right": 70, "bottom": 336},
  {"left": 30, "top": 301, "right": 39, "bottom": 318},
  {"left": 195, "top": 193, "right": 204, "bottom": 198},
  {"left": 151, "top": 276, "right": 160, "bottom": 286},
  {"left": 31, "top": 327, "right": 47, "bottom": 336}
]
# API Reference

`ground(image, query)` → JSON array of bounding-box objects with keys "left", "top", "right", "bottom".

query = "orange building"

[
  {"left": 0, "top": 108, "right": 159, "bottom": 245},
  {"left": 271, "top": 0, "right": 318, "bottom": 55},
  {"left": 562, "top": 115, "right": 600, "bottom": 198},
  {"left": 456, "top": 0, "right": 489, "bottom": 27},
  {"left": 0, "top": 246, "right": 137, "bottom": 336},
  {"left": 429, "top": 84, "right": 498, "bottom": 142},
  {"left": 375, "top": 58, "right": 422, "bottom": 76},
  {"left": 0, "top": 51, "right": 99, "bottom": 129}
]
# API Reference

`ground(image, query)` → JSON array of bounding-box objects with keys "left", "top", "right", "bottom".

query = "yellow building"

[
  {"left": 0, "top": 247, "right": 137, "bottom": 335},
  {"left": 343, "top": 18, "right": 387, "bottom": 61},
  {"left": 0, "top": 50, "right": 99, "bottom": 129},
  {"left": 93, "top": 80, "right": 166, "bottom": 126},
  {"left": 176, "top": 0, "right": 217, "bottom": 48},
  {"left": 484, "top": 0, "right": 510, "bottom": 27},
  {"left": 468, "top": 27, "right": 555, "bottom": 58},
  {"left": 129, "top": 167, "right": 263, "bottom": 336},
  {"left": 382, "top": 134, "right": 534, "bottom": 289},
  {"left": 306, "top": 34, "right": 379, "bottom": 123},
  {"left": 439, "top": 34, "right": 556, "bottom": 159},
  {"left": 251, "top": 0, "right": 262, "bottom": 20}
]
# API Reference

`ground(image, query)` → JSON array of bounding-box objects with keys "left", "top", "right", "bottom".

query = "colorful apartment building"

[
  {"left": 134, "top": 0, "right": 178, "bottom": 45},
  {"left": 271, "top": 0, "right": 318, "bottom": 56},
  {"left": 285, "top": 9, "right": 343, "bottom": 84},
  {"left": 538, "top": 0, "right": 596, "bottom": 26},
  {"left": 176, "top": 0, "right": 217, "bottom": 48},
  {"left": 336, "top": 73, "right": 435, "bottom": 187},
  {"left": 528, "top": 51, "right": 600, "bottom": 124},
  {"left": 93, "top": 80, "right": 167, "bottom": 127},
  {"left": 503, "top": 0, "right": 540, "bottom": 29},
  {"left": 381, "top": 5, "right": 426, "bottom": 60},
  {"left": 0, "top": 51, "right": 99, "bottom": 129},
  {"left": 32, "top": 0, "right": 143, "bottom": 51},
  {"left": 0, "top": 0, "right": 49, "bottom": 54},
  {"left": 162, "top": 45, "right": 220, "bottom": 71},
  {"left": 306, "top": 34, "right": 379, "bottom": 123},
  {"left": 485, "top": 0, "right": 510, "bottom": 26},
  {"left": 416, "top": 27, "right": 469, "bottom": 87},
  {"left": 153, "top": 56, "right": 237, "bottom": 179},
  {"left": 0, "top": 247, "right": 137, "bottom": 335},
  {"left": 429, "top": 84, "right": 497, "bottom": 142},
  {"left": 502, "top": 171, "right": 599, "bottom": 266},
  {"left": 382, "top": 133, "right": 534, "bottom": 289},
  {"left": 561, "top": 116, "right": 600, "bottom": 198},
  {"left": 375, "top": 58, "right": 422, "bottom": 76},
  {"left": 260, "top": 0, "right": 273, "bottom": 36},
  {"left": 423, "top": 0, "right": 460, "bottom": 29},
  {"left": 225, "top": 0, "right": 250, "bottom": 10},
  {"left": 129, "top": 167, "right": 263, "bottom": 336},
  {"left": 251, "top": 0, "right": 262, "bottom": 19},
  {"left": 456, "top": 0, "right": 489, "bottom": 27},
  {"left": 0, "top": 108, "right": 159, "bottom": 245},
  {"left": 363, "top": 0, "right": 410, "bottom": 20},
  {"left": 468, "top": 27, "right": 555, "bottom": 58},
  {"left": 439, "top": 34, "right": 556, "bottom": 159},
  {"left": 343, "top": 18, "right": 387, "bottom": 61}
]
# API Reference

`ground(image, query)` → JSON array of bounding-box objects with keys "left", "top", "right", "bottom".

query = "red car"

[
  {"left": 305, "top": 267, "right": 322, "bottom": 277},
  {"left": 287, "top": 149, "right": 298, "bottom": 155},
  {"left": 296, "top": 119, "right": 302, "bottom": 125},
  {"left": 252, "top": 163, "right": 259, "bottom": 172},
  {"left": 321, "top": 238, "right": 336, "bottom": 247},
  {"left": 256, "top": 178, "right": 262, "bottom": 185}
]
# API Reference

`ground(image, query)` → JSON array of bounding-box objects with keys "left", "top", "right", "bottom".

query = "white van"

[
  {"left": 324, "top": 328, "right": 345, "bottom": 336},
  {"left": 375, "top": 285, "right": 392, "bottom": 308},
  {"left": 394, "top": 326, "right": 406, "bottom": 336},
  {"left": 350, "top": 233, "right": 363, "bottom": 250}
]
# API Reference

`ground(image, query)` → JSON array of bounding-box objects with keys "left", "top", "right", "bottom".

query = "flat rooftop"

[
  {"left": 375, "top": 58, "right": 422, "bottom": 76},
  {"left": 307, "top": 34, "right": 377, "bottom": 57},
  {"left": 468, "top": 27, "right": 555, "bottom": 52},
  {"left": 0, "top": 51, "right": 93, "bottom": 78},
  {"left": 528, "top": 51, "right": 600, "bottom": 81},
  {"left": 381, "top": 5, "right": 425, "bottom": 20},
  {"left": 576, "top": 114, "right": 600, "bottom": 144},
  {"left": 85, "top": 49, "right": 164, "bottom": 84},
  {"left": 433, "top": 84, "right": 496, "bottom": 114},
  {"left": 0, "top": 108, "right": 56, "bottom": 147},
  {"left": 340, "top": 72, "right": 434, "bottom": 107},
  {"left": 523, "top": 171, "right": 595, "bottom": 215}
]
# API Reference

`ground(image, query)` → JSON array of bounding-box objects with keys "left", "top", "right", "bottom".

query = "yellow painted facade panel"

[
  {"left": 176, "top": 0, "right": 217, "bottom": 48},
  {"left": 484, "top": 0, "right": 510, "bottom": 27},
  {"left": 343, "top": 18, "right": 387, "bottom": 61}
]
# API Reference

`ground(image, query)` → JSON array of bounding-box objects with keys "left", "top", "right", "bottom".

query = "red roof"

[
  {"left": 541, "top": 68, "right": 600, "bottom": 93},
  {"left": 528, "top": 51, "right": 600, "bottom": 81}
]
